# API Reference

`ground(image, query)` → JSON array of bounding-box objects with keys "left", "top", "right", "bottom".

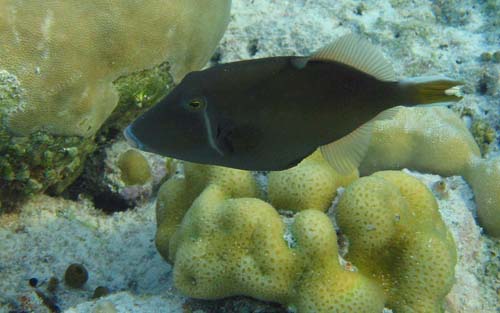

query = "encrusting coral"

[
  {"left": 156, "top": 154, "right": 456, "bottom": 313},
  {"left": 0, "top": 0, "right": 232, "bottom": 210},
  {"left": 360, "top": 106, "right": 500, "bottom": 237}
]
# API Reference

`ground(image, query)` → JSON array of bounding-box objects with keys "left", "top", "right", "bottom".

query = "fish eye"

[{"left": 186, "top": 98, "right": 206, "bottom": 111}]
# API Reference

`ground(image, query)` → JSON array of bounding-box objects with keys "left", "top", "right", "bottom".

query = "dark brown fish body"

[
  {"left": 195, "top": 57, "right": 403, "bottom": 169},
  {"left": 125, "top": 35, "right": 461, "bottom": 172}
]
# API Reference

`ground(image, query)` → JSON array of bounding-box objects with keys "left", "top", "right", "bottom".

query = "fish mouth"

[{"left": 124, "top": 125, "right": 144, "bottom": 150}]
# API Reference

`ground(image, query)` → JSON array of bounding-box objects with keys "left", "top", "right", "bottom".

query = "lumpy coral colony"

[
  {"left": 0, "top": 0, "right": 231, "bottom": 210},
  {"left": 359, "top": 107, "right": 500, "bottom": 237},
  {"left": 156, "top": 151, "right": 457, "bottom": 313}
]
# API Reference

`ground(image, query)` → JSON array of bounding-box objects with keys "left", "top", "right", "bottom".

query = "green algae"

[{"left": 99, "top": 62, "right": 173, "bottom": 139}]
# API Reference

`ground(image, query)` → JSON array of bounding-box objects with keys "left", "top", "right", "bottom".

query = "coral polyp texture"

[
  {"left": 268, "top": 151, "right": 358, "bottom": 212},
  {"left": 0, "top": 0, "right": 231, "bottom": 210},
  {"left": 360, "top": 107, "right": 500, "bottom": 237},
  {"left": 0, "top": 0, "right": 231, "bottom": 137},
  {"left": 155, "top": 155, "right": 457, "bottom": 313},
  {"left": 337, "top": 171, "right": 457, "bottom": 312},
  {"left": 155, "top": 162, "right": 260, "bottom": 263}
]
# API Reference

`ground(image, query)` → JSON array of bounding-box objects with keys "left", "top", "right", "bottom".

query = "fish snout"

[{"left": 124, "top": 125, "right": 142, "bottom": 149}]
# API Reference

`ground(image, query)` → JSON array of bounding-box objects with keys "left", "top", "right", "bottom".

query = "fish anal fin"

[
  {"left": 320, "top": 122, "right": 372, "bottom": 175},
  {"left": 320, "top": 106, "right": 401, "bottom": 174},
  {"left": 311, "top": 34, "right": 396, "bottom": 82},
  {"left": 373, "top": 106, "right": 402, "bottom": 121}
]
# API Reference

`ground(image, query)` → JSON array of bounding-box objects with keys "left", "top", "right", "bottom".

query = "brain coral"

[
  {"left": 156, "top": 155, "right": 456, "bottom": 313},
  {"left": 0, "top": 0, "right": 231, "bottom": 137},
  {"left": 360, "top": 106, "right": 500, "bottom": 237}
]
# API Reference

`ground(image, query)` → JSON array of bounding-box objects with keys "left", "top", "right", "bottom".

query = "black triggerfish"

[{"left": 125, "top": 34, "right": 462, "bottom": 173}]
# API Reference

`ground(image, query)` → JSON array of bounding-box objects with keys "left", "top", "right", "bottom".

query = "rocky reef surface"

[{"left": 1, "top": 0, "right": 499, "bottom": 312}]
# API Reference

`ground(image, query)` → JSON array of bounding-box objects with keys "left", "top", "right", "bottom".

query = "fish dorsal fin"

[
  {"left": 311, "top": 34, "right": 396, "bottom": 82},
  {"left": 320, "top": 107, "right": 401, "bottom": 174}
]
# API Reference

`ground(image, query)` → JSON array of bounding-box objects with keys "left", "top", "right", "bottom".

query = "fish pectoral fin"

[
  {"left": 320, "top": 106, "right": 400, "bottom": 174},
  {"left": 310, "top": 34, "right": 396, "bottom": 82}
]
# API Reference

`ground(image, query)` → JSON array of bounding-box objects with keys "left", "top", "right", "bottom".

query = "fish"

[{"left": 124, "top": 34, "right": 462, "bottom": 173}]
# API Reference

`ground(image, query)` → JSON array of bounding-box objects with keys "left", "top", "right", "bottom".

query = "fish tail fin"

[{"left": 401, "top": 76, "right": 463, "bottom": 105}]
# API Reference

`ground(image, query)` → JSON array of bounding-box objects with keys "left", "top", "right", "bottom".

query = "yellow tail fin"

[{"left": 403, "top": 76, "right": 463, "bottom": 104}]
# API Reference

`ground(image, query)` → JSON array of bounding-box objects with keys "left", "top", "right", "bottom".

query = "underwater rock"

[
  {"left": 493, "top": 51, "right": 500, "bottom": 63},
  {"left": 47, "top": 277, "right": 59, "bottom": 293},
  {"left": 64, "top": 263, "right": 89, "bottom": 289},
  {"left": 92, "top": 286, "right": 111, "bottom": 300},
  {"left": 155, "top": 156, "right": 456, "bottom": 312},
  {"left": 0, "top": 0, "right": 231, "bottom": 210},
  {"left": 480, "top": 52, "right": 493, "bottom": 62}
]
